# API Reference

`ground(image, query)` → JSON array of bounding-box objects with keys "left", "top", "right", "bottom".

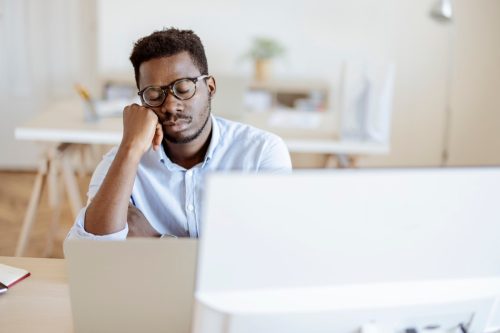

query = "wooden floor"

[{"left": 0, "top": 171, "right": 91, "bottom": 258}]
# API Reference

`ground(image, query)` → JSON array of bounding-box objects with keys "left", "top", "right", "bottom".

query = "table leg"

[
  {"left": 15, "top": 159, "right": 48, "bottom": 257},
  {"left": 76, "top": 144, "right": 87, "bottom": 179},
  {"left": 43, "top": 156, "right": 62, "bottom": 258},
  {"left": 348, "top": 156, "right": 359, "bottom": 168},
  {"left": 16, "top": 143, "right": 85, "bottom": 257},
  {"left": 61, "top": 147, "right": 83, "bottom": 219},
  {"left": 324, "top": 154, "right": 360, "bottom": 168}
]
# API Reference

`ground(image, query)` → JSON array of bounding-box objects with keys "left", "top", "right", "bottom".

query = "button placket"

[{"left": 184, "top": 170, "right": 197, "bottom": 236}]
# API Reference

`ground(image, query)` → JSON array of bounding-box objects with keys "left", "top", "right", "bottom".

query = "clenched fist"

[{"left": 121, "top": 104, "right": 163, "bottom": 155}]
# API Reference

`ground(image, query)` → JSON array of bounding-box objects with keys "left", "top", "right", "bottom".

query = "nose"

[{"left": 159, "top": 90, "right": 182, "bottom": 115}]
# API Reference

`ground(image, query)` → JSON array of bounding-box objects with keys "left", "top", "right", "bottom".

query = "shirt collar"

[
  {"left": 155, "top": 114, "right": 220, "bottom": 169},
  {"left": 203, "top": 115, "right": 220, "bottom": 165}
]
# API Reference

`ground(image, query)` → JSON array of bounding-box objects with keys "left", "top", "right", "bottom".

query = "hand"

[
  {"left": 121, "top": 103, "right": 164, "bottom": 155},
  {"left": 127, "top": 204, "right": 161, "bottom": 237}
]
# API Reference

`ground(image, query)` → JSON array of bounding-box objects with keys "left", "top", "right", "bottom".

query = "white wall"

[
  {"left": 0, "top": 0, "right": 97, "bottom": 169},
  {"left": 448, "top": 0, "right": 500, "bottom": 166},
  {"left": 1, "top": 0, "right": 498, "bottom": 168},
  {"left": 97, "top": 0, "right": 457, "bottom": 167},
  {"left": 99, "top": 0, "right": 397, "bottom": 77}
]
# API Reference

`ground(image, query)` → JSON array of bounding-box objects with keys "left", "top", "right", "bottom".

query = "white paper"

[{"left": 0, "top": 263, "right": 30, "bottom": 287}]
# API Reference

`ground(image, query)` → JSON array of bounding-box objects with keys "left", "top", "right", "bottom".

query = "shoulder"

[
  {"left": 214, "top": 116, "right": 284, "bottom": 148},
  {"left": 213, "top": 116, "right": 292, "bottom": 172}
]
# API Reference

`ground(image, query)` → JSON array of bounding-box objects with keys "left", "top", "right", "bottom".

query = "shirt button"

[
  {"left": 186, "top": 171, "right": 193, "bottom": 177},
  {"left": 187, "top": 204, "right": 194, "bottom": 212}
]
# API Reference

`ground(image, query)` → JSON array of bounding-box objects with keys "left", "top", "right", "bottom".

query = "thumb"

[{"left": 152, "top": 123, "right": 163, "bottom": 151}]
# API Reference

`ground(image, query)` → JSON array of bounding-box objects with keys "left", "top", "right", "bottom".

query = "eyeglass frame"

[{"left": 137, "top": 74, "right": 211, "bottom": 107}]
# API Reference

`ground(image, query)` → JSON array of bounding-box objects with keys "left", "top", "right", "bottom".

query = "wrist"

[{"left": 117, "top": 142, "right": 146, "bottom": 162}]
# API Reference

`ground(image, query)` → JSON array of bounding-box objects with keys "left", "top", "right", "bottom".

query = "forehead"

[{"left": 138, "top": 52, "right": 201, "bottom": 89}]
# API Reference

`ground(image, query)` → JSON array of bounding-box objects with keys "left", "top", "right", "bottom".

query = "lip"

[{"left": 163, "top": 118, "right": 190, "bottom": 132}]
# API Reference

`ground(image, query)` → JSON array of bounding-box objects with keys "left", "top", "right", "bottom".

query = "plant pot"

[{"left": 254, "top": 59, "right": 272, "bottom": 81}]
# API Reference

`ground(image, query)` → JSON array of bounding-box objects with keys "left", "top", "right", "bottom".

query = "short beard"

[{"left": 164, "top": 100, "right": 211, "bottom": 144}]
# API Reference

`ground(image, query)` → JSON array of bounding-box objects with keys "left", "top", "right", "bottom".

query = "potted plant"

[{"left": 245, "top": 37, "right": 285, "bottom": 81}]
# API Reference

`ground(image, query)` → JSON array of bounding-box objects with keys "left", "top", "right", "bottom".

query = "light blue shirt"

[{"left": 66, "top": 116, "right": 292, "bottom": 240}]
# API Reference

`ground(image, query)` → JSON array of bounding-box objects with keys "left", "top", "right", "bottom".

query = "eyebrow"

[{"left": 141, "top": 75, "right": 202, "bottom": 90}]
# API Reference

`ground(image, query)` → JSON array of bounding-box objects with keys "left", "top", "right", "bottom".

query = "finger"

[
  {"left": 152, "top": 124, "right": 162, "bottom": 151},
  {"left": 125, "top": 103, "right": 140, "bottom": 112}
]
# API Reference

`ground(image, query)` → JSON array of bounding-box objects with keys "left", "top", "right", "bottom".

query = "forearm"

[{"left": 84, "top": 144, "right": 142, "bottom": 235}]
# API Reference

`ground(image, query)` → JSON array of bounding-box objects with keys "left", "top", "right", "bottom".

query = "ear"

[{"left": 207, "top": 76, "right": 216, "bottom": 97}]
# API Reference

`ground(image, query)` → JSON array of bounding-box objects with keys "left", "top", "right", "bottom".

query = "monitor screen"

[{"left": 194, "top": 168, "right": 500, "bottom": 333}]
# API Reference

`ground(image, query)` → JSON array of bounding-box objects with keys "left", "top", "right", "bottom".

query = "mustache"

[{"left": 160, "top": 113, "right": 192, "bottom": 123}]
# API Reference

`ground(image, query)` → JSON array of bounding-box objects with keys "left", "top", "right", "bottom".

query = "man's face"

[{"left": 138, "top": 52, "right": 216, "bottom": 144}]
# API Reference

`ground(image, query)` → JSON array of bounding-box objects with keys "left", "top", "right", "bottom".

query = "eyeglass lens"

[{"left": 143, "top": 79, "right": 196, "bottom": 106}]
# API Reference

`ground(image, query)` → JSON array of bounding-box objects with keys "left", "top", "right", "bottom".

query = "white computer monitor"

[{"left": 193, "top": 168, "right": 500, "bottom": 333}]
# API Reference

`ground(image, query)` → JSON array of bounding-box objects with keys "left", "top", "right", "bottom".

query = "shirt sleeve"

[
  {"left": 258, "top": 134, "right": 293, "bottom": 173},
  {"left": 65, "top": 146, "right": 129, "bottom": 241}
]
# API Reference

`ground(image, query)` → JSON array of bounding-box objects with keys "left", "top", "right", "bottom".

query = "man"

[{"left": 66, "top": 28, "right": 291, "bottom": 240}]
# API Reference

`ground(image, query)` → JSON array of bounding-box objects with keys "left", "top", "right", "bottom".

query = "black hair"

[{"left": 129, "top": 28, "right": 209, "bottom": 88}]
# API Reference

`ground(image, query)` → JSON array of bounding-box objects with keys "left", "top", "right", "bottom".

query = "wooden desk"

[{"left": 0, "top": 256, "right": 72, "bottom": 332}]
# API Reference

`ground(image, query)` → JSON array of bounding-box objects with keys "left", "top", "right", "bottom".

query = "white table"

[
  {"left": 14, "top": 99, "right": 389, "bottom": 256},
  {"left": 15, "top": 99, "right": 123, "bottom": 144},
  {"left": 14, "top": 99, "right": 123, "bottom": 257},
  {"left": 236, "top": 110, "right": 389, "bottom": 167}
]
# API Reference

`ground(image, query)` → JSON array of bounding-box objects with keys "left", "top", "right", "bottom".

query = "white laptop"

[{"left": 64, "top": 238, "right": 197, "bottom": 333}]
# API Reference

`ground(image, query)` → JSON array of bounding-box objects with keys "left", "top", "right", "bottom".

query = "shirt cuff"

[{"left": 65, "top": 207, "right": 129, "bottom": 241}]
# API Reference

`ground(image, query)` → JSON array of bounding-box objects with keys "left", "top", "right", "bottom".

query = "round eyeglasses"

[{"left": 138, "top": 75, "right": 210, "bottom": 107}]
